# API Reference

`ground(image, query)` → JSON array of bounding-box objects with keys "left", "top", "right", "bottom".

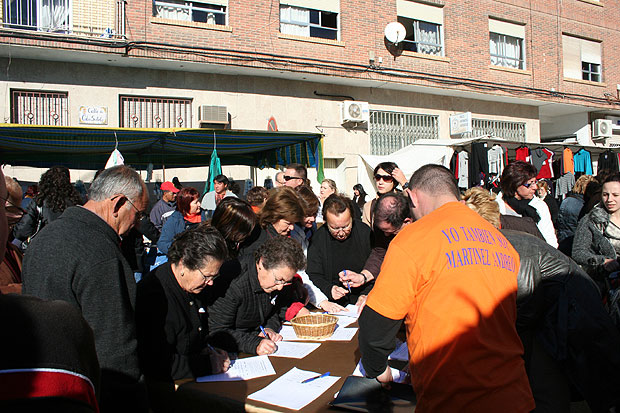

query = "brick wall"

[{"left": 1, "top": 0, "right": 619, "bottom": 109}]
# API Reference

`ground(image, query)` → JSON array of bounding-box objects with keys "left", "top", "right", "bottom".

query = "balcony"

[{"left": 1, "top": 0, "right": 126, "bottom": 39}]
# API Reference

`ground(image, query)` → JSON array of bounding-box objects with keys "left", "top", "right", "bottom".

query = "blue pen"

[
  {"left": 344, "top": 270, "right": 351, "bottom": 293},
  {"left": 259, "top": 325, "right": 268, "bottom": 338},
  {"left": 302, "top": 372, "right": 331, "bottom": 384}
]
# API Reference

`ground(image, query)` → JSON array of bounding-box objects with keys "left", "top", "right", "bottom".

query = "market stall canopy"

[{"left": 0, "top": 124, "right": 323, "bottom": 173}]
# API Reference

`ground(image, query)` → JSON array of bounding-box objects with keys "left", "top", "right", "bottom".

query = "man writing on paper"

[{"left": 358, "top": 164, "right": 534, "bottom": 412}]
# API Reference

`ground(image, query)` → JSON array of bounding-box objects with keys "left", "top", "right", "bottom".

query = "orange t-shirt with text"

[{"left": 366, "top": 202, "right": 534, "bottom": 413}]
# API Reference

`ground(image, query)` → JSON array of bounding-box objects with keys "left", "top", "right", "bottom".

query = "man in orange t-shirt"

[{"left": 359, "top": 164, "right": 534, "bottom": 413}]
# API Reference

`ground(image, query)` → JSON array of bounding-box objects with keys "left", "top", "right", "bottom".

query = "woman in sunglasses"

[
  {"left": 362, "top": 162, "right": 408, "bottom": 227},
  {"left": 496, "top": 161, "right": 557, "bottom": 248}
]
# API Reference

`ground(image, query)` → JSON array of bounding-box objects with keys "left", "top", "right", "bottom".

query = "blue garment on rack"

[{"left": 573, "top": 149, "right": 593, "bottom": 175}]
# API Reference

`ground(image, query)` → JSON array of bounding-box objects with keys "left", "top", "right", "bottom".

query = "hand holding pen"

[{"left": 256, "top": 325, "right": 279, "bottom": 355}]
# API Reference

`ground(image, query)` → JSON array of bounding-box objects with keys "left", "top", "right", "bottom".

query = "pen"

[
  {"left": 345, "top": 270, "right": 351, "bottom": 293},
  {"left": 259, "top": 325, "right": 268, "bottom": 338},
  {"left": 301, "top": 372, "right": 331, "bottom": 384}
]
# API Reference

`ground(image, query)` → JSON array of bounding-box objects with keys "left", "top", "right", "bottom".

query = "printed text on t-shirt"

[{"left": 442, "top": 226, "right": 515, "bottom": 272}]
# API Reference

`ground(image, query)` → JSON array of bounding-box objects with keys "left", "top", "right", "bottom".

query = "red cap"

[{"left": 160, "top": 181, "right": 179, "bottom": 193}]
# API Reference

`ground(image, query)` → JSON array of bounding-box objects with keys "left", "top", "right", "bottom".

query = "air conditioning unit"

[
  {"left": 341, "top": 101, "right": 370, "bottom": 124},
  {"left": 199, "top": 105, "right": 228, "bottom": 124},
  {"left": 593, "top": 119, "right": 613, "bottom": 138}
]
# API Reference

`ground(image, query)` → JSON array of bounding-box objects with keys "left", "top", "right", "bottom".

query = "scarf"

[
  {"left": 183, "top": 212, "right": 202, "bottom": 224},
  {"left": 504, "top": 196, "right": 540, "bottom": 223}
]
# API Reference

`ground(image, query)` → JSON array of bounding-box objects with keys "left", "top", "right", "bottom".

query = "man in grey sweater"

[{"left": 22, "top": 165, "right": 149, "bottom": 412}]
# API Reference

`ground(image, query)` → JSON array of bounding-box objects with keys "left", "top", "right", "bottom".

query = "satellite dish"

[{"left": 384, "top": 22, "right": 406, "bottom": 45}]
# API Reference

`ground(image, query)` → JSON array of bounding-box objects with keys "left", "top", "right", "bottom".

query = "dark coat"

[
  {"left": 13, "top": 199, "right": 76, "bottom": 242},
  {"left": 307, "top": 219, "right": 373, "bottom": 305},
  {"left": 207, "top": 254, "right": 288, "bottom": 354},
  {"left": 22, "top": 206, "right": 147, "bottom": 412},
  {"left": 504, "top": 229, "right": 620, "bottom": 412},
  {"left": 136, "top": 262, "right": 212, "bottom": 381}
]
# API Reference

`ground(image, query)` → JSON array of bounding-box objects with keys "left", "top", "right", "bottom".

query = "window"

[
  {"left": 153, "top": 0, "right": 226, "bottom": 25},
  {"left": 11, "top": 89, "right": 69, "bottom": 125},
  {"left": 396, "top": 0, "right": 444, "bottom": 56},
  {"left": 120, "top": 96, "right": 192, "bottom": 128},
  {"left": 370, "top": 111, "right": 439, "bottom": 155},
  {"left": 3, "top": 0, "right": 71, "bottom": 32},
  {"left": 462, "top": 119, "right": 526, "bottom": 142},
  {"left": 563, "top": 34, "right": 602, "bottom": 83},
  {"left": 489, "top": 19, "right": 525, "bottom": 70},
  {"left": 279, "top": 0, "right": 339, "bottom": 40}
]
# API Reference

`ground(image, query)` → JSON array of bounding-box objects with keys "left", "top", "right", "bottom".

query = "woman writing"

[
  {"left": 136, "top": 226, "right": 230, "bottom": 400},
  {"left": 208, "top": 236, "right": 306, "bottom": 355}
]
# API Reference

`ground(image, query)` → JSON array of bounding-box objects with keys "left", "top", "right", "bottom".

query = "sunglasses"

[
  {"left": 522, "top": 180, "right": 537, "bottom": 189},
  {"left": 374, "top": 174, "right": 394, "bottom": 183},
  {"left": 283, "top": 175, "right": 303, "bottom": 182}
]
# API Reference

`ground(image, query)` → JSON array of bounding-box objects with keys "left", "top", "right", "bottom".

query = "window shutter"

[
  {"left": 581, "top": 39, "right": 601, "bottom": 65},
  {"left": 488, "top": 19, "right": 525, "bottom": 39},
  {"left": 562, "top": 35, "right": 581, "bottom": 79},
  {"left": 280, "top": 0, "right": 339, "bottom": 13},
  {"left": 396, "top": 0, "right": 443, "bottom": 25}
]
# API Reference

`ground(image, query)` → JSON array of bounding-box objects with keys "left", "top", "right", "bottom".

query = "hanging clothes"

[
  {"left": 487, "top": 144, "right": 505, "bottom": 176},
  {"left": 573, "top": 149, "right": 593, "bottom": 175},
  {"left": 533, "top": 148, "right": 554, "bottom": 179},
  {"left": 555, "top": 172, "right": 575, "bottom": 200},
  {"left": 562, "top": 148, "right": 574, "bottom": 174},
  {"left": 457, "top": 150, "right": 469, "bottom": 189},
  {"left": 515, "top": 146, "right": 530, "bottom": 162},
  {"left": 468, "top": 142, "right": 489, "bottom": 188},
  {"left": 598, "top": 149, "right": 619, "bottom": 173}
]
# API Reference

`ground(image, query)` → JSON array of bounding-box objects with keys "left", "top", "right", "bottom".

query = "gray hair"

[{"left": 89, "top": 165, "right": 144, "bottom": 202}]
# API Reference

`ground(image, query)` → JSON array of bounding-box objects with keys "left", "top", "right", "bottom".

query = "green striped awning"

[{"left": 0, "top": 124, "right": 323, "bottom": 175}]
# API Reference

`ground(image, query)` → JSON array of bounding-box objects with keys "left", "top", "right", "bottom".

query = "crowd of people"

[{"left": 2, "top": 156, "right": 620, "bottom": 412}]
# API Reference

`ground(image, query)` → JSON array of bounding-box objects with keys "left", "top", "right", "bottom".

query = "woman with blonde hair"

[
  {"left": 462, "top": 187, "right": 543, "bottom": 239},
  {"left": 556, "top": 175, "right": 595, "bottom": 253},
  {"left": 316, "top": 179, "right": 337, "bottom": 223}
]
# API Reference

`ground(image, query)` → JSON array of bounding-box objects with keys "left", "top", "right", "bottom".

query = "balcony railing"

[{"left": 1, "top": 0, "right": 126, "bottom": 39}]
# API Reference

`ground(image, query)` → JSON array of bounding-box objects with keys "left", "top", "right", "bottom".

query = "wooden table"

[{"left": 175, "top": 329, "right": 364, "bottom": 412}]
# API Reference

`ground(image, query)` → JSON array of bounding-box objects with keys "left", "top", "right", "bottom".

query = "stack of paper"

[
  {"left": 332, "top": 304, "right": 360, "bottom": 318},
  {"left": 248, "top": 367, "right": 340, "bottom": 410},
  {"left": 270, "top": 341, "right": 321, "bottom": 358},
  {"left": 196, "top": 355, "right": 275, "bottom": 382}
]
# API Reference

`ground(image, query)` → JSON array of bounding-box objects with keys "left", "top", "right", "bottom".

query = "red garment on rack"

[
  {"left": 516, "top": 147, "right": 530, "bottom": 162},
  {"left": 536, "top": 148, "right": 554, "bottom": 179}
]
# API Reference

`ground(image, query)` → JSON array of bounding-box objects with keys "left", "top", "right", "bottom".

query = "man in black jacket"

[{"left": 22, "top": 165, "right": 149, "bottom": 412}]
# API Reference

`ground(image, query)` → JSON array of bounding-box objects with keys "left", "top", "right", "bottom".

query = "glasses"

[
  {"left": 198, "top": 268, "right": 220, "bottom": 283},
  {"left": 374, "top": 174, "right": 394, "bottom": 183},
  {"left": 283, "top": 175, "right": 303, "bottom": 182},
  {"left": 273, "top": 276, "right": 292, "bottom": 286},
  {"left": 522, "top": 180, "right": 537, "bottom": 189},
  {"left": 327, "top": 220, "right": 353, "bottom": 234},
  {"left": 122, "top": 195, "right": 146, "bottom": 220}
]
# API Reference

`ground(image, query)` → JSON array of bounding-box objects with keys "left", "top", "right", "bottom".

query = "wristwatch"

[
  {"left": 402, "top": 182, "right": 409, "bottom": 189},
  {"left": 361, "top": 272, "right": 368, "bottom": 284}
]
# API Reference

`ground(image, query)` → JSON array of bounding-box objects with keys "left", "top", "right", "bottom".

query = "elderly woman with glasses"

[
  {"left": 496, "top": 161, "right": 558, "bottom": 248},
  {"left": 362, "top": 162, "right": 407, "bottom": 227},
  {"left": 308, "top": 194, "right": 372, "bottom": 306},
  {"left": 208, "top": 236, "right": 306, "bottom": 355},
  {"left": 136, "top": 226, "right": 230, "bottom": 390}
]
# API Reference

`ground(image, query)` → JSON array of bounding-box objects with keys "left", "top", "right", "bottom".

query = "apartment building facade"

[{"left": 1, "top": 0, "right": 619, "bottom": 192}]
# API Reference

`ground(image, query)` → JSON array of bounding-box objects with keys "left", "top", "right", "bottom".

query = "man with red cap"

[{"left": 150, "top": 181, "right": 179, "bottom": 231}]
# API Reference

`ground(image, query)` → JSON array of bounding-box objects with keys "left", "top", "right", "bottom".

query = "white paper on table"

[
  {"left": 352, "top": 360, "right": 408, "bottom": 384},
  {"left": 335, "top": 316, "right": 356, "bottom": 328},
  {"left": 332, "top": 304, "right": 359, "bottom": 318},
  {"left": 389, "top": 340, "right": 409, "bottom": 361},
  {"left": 270, "top": 341, "right": 321, "bottom": 359},
  {"left": 248, "top": 367, "right": 340, "bottom": 410},
  {"left": 279, "top": 325, "right": 358, "bottom": 342},
  {"left": 196, "top": 355, "right": 275, "bottom": 382}
]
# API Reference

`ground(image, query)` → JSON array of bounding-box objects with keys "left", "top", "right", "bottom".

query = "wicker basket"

[{"left": 290, "top": 313, "right": 338, "bottom": 339}]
